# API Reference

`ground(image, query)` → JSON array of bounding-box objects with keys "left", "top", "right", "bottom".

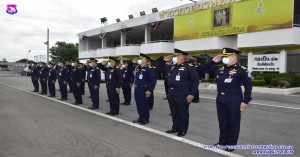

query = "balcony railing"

[{"left": 141, "top": 40, "right": 174, "bottom": 44}]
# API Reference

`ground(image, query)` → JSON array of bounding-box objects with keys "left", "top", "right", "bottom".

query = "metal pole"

[
  {"left": 27, "top": 50, "right": 31, "bottom": 64},
  {"left": 47, "top": 28, "right": 49, "bottom": 63}
]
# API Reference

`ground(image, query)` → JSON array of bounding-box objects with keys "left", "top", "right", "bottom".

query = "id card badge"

[
  {"left": 224, "top": 78, "right": 233, "bottom": 83},
  {"left": 139, "top": 74, "right": 143, "bottom": 80},
  {"left": 109, "top": 75, "right": 112, "bottom": 79},
  {"left": 59, "top": 72, "right": 61, "bottom": 76},
  {"left": 90, "top": 73, "right": 92, "bottom": 78},
  {"left": 49, "top": 73, "right": 51, "bottom": 77},
  {"left": 175, "top": 75, "right": 180, "bottom": 81},
  {"left": 123, "top": 74, "right": 125, "bottom": 78}
]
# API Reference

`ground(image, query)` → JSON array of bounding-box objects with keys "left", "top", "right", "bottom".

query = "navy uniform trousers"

[
  {"left": 89, "top": 83, "right": 99, "bottom": 108},
  {"left": 31, "top": 76, "right": 39, "bottom": 92},
  {"left": 216, "top": 94, "right": 242, "bottom": 145},
  {"left": 134, "top": 85, "right": 150, "bottom": 121},
  {"left": 59, "top": 80, "right": 68, "bottom": 99},
  {"left": 122, "top": 82, "right": 132, "bottom": 104},
  {"left": 168, "top": 87, "right": 190, "bottom": 132},
  {"left": 40, "top": 79, "right": 47, "bottom": 94},
  {"left": 107, "top": 83, "right": 120, "bottom": 114},
  {"left": 48, "top": 80, "right": 56, "bottom": 96},
  {"left": 72, "top": 82, "right": 82, "bottom": 103}
]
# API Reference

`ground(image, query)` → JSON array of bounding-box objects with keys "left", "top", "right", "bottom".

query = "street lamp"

[{"left": 27, "top": 50, "right": 31, "bottom": 64}]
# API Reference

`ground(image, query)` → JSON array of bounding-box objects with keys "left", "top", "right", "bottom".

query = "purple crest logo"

[{"left": 6, "top": 4, "right": 18, "bottom": 15}]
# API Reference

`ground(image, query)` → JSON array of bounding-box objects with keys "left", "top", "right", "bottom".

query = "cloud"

[{"left": 0, "top": 0, "right": 191, "bottom": 62}]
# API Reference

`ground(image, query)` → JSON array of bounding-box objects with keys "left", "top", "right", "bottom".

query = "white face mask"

[
  {"left": 137, "top": 60, "right": 142, "bottom": 65},
  {"left": 222, "top": 58, "right": 230, "bottom": 65},
  {"left": 172, "top": 57, "right": 178, "bottom": 64},
  {"left": 72, "top": 63, "right": 75, "bottom": 67},
  {"left": 122, "top": 65, "right": 126, "bottom": 68},
  {"left": 47, "top": 65, "right": 51, "bottom": 68},
  {"left": 89, "top": 63, "right": 93, "bottom": 67},
  {"left": 107, "top": 62, "right": 111, "bottom": 67}
]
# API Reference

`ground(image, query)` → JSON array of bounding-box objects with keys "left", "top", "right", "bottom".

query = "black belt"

[
  {"left": 135, "top": 85, "right": 147, "bottom": 87},
  {"left": 169, "top": 86, "right": 188, "bottom": 90}
]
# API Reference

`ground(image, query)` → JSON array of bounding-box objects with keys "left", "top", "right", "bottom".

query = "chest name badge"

[
  {"left": 224, "top": 78, "right": 233, "bottom": 83},
  {"left": 109, "top": 74, "right": 112, "bottom": 79},
  {"left": 90, "top": 73, "right": 92, "bottom": 78},
  {"left": 139, "top": 73, "right": 143, "bottom": 79},
  {"left": 175, "top": 75, "right": 181, "bottom": 81}
]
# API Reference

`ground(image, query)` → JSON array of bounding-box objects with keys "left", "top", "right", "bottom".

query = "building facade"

[{"left": 78, "top": 0, "right": 300, "bottom": 76}]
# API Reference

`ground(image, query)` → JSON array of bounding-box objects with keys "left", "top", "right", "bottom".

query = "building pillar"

[
  {"left": 145, "top": 26, "right": 151, "bottom": 44},
  {"left": 121, "top": 33, "right": 126, "bottom": 46},
  {"left": 205, "top": 55, "right": 210, "bottom": 81},
  {"left": 86, "top": 40, "right": 89, "bottom": 51},
  {"left": 247, "top": 52, "right": 253, "bottom": 73},
  {"left": 102, "top": 38, "right": 107, "bottom": 49},
  {"left": 279, "top": 49, "right": 287, "bottom": 73}
]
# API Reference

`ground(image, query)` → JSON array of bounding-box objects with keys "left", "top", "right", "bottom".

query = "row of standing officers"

[{"left": 30, "top": 48, "right": 252, "bottom": 152}]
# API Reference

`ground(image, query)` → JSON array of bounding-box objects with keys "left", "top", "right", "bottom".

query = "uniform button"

[{"left": 221, "top": 92, "right": 225, "bottom": 95}]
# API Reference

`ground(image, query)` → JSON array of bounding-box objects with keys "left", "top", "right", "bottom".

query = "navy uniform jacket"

[
  {"left": 39, "top": 67, "right": 49, "bottom": 80},
  {"left": 107, "top": 67, "right": 122, "bottom": 88},
  {"left": 88, "top": 67, "right": 101, "bottom": 86},
  {"left": 134, "top": 66, "right": 156, "bottom": 92},
  {"left": 202, "top": 61, "right": 252, "bottom": 104},
  {"left": 71, "top": 67, "right": 82, "bottom": 84},
  {"left": 190, "top": 63, "right": 204, "bottom": 81},
  {"left": 58, "top": 67, "right": 69, "bottom": 82},
  {"left": 122, "top": 67, "right": 134, "bottom": 84},
  {"left": 32, "top": 66, "right": 40, "bottom": 78},
  {"left": 48, "top": 69, "right": 57, "bottom": 82},
  {"left": 167, "top": 62, "right": 199, "bottom": 96},
  {"left": 81, "top": 66, "right": 87, "bottom": 81}
]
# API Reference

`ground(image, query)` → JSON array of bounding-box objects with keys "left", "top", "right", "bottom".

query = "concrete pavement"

[{"left": 0, "top": 72, "right": 299, "bottom": 157}]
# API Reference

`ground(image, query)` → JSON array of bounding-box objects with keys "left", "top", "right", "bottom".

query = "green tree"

[{"left": 50, "top": 41, "right": 78, "bottom": 63}]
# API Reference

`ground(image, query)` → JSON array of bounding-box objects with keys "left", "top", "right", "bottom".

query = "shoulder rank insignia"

[
  {"left": 219, "top": 66, "right": 224, "bottom": 71},
  {"left": 241, "top": 66, "right": 247, "bottom": 70}
]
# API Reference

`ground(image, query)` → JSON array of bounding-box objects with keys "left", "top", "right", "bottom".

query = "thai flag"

[
  {"left": 147, "top": 21, "right": 160, "bottom": 31},
  {"left": 99, "top": 33, "right": 107, "bottom": 39},
  {"left": 79, "top": 35, "right": 87, "bottom": 41},
  {"left": 121, "top": 28, "right": 132, "bottom": 34}
]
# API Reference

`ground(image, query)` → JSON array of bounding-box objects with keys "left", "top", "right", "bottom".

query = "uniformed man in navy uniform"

[
  {"left": 87, "top": 58, "right": 101, "bottom": 110},
  {"left": 121, "top": 60, "right": 134, "bottom": 105},
  {"left": 147, "top": 60, "right": 157, "bottom": 110},
  {"left": 79, "top": 63, "right": 87, "bottom": 95},
  {"left": 165, "top": 49, "right": 199, "bottom": 137},
  {"left": 31, "top": 62, "right": 40, "bottom": 92},
  {"left": 66, "top": 61, "right": 73, "bottom": 93},
  {"left": 132, "top": 53, "right": 156, "bottom": 125},
  {"left": 39, "top": 62, "right": 49, "bottom": 95},
  {"left": 70, "top": 60, "right": 83, "bottom": 105},
  {"left": 202, "top": 48, "right": 252, "bottom": 152},
  {"left": 157, "top": 57, "right": 173, "bottom": 100},
  {"left": 190, "top": 56, "right": 204, "bottom": 103},
  {"left": 104, "top": 58, "right": 122, "bottom": 116},
  {"left": 58, "top": 61, "right": 69, "bottom": 100},
  {"left": 47, "top": 62, "right": 57, "bottom": 97}
]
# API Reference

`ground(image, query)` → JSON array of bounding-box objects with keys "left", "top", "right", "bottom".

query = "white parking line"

[
  {"left": 0, "top": 82, "right": 243, "bottom": 157},
  {"left": 154, "top": 90, "right": 300, "bottom": 110}
]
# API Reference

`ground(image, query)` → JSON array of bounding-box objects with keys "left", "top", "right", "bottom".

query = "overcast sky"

[{"left": 0, "top": 0, "right": 191, "bottom": 62}]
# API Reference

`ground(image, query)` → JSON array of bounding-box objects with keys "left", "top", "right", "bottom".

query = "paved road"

[
  {"left": 0, "top": 82, "right": 226, "bottom": 157},
  {"left": 0, "top": 72, "right": 299, "bottom": 157}
]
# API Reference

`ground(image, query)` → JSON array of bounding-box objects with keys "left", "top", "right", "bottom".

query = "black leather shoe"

[
  {"left": 48, "top": 95, "right": 55, "bottom": 97},
  {"left": 73, "top": 102, "right": 79, "bottom": 105},
  {"left": 139, "top": 121, "right": 149, "bottom": 125},
  {"left": 105, "top": 100, "right": 109, "bottom": 102},
  {"left": 163, "top": 97, "right": 168, "bottom": 100},
  {"left": 59, "top": 98, "right": 67, "bottom": 101},
  {"left": 165, "top": 129, "right": 178, "bottom": 134},
  {"left": 132, "top": 119, "right": 141, "bottom": 123},
  {"left": 88, "top": 107, "right": 99, "bottom": 110},
  {"left": 105, "top": 111, "right": 113, "bottom": 115},
  {"left": 193, "top": 101, "right": 199, "bottom": 103},
  {"left": 225, "top": 148, "right": 235, "bottom": 152},
  {"left": 177, "top": 132, "right": 186, "bottom": 137},
  {"left": 110, "top": 112, "right": 119, "bottom": 116}
]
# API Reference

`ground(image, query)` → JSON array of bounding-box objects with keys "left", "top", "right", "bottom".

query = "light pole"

[{"left": 27, "top": 50, "right": 31, "bottom": 64}]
